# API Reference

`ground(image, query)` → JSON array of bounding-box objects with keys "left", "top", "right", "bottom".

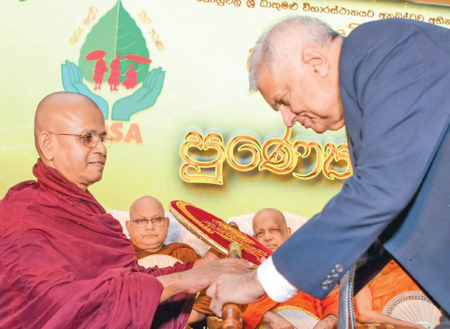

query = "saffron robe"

[
  {"left": 134, "top": 242, "right": 200, "bottom": 264},
  {"left": 242, "top": 289, "right": 339, "bottom": 329},
  {"left": 134, "top": 242, "right": 213, "bottom": 316},
  {"left": 0, "top": 160, "right": 195, "bottom": 329},
  {"left": 368, "top": 261, "right": 421, "bottom": 313}
]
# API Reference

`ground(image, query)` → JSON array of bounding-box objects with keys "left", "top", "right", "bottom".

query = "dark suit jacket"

[{"left": 272, "top": 19, "right": 450, "bottom": 314}]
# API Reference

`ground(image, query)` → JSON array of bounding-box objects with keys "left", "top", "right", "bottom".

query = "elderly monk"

[
  {"left": 128, "top": 196, "right": 200, "bottom": 263},
  {"left": 127, "top": 196, "right": 214, "bottom": 325},
  {"left": 242, "top": 208, "right": 339, "bottom": 329},
  {"left": 0, "top": 92, "right": 251, "bottom": 329}
]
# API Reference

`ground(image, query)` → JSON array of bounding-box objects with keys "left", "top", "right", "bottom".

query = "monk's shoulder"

[
  {"left": 168, "top": 243, "right": 200, "bottom": 263},
  {"left": 2, "top": 180, "right": 39, "bottom": 203},
  {"left": 1, "top": 180, "right": 42, "bottom": 219}
]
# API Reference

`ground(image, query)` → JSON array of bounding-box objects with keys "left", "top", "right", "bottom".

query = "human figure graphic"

[
  {"left": 107, "top": 54, "right": 121, "bottom": 92},
  {"left": 122, "top": 64, "right": 138, "bottom": 89},
  {"left": 93, "top": 56, "right": 108, "bottom": 90},
  {"left": 62, "top": 61, "right": 166, "bottom": 121}
]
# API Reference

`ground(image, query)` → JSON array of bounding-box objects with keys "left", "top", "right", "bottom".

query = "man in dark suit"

[{"left": 207, "top": 17, "right": 450, "bottom": 327}]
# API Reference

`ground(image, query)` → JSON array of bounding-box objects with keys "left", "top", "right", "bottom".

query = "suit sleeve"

[{"left": 272, "top": 20, "right": 450, "bottom": 298}]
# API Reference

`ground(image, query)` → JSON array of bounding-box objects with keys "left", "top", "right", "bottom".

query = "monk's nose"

[
  {"left": 145, "top": 220, "right": 156, "bottom": 229},
  {"left": 92, "top": 137, "right": 107, "bottom": 155}
]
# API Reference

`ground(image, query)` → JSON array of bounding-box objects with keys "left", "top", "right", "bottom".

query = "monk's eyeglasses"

[
  {"left": 130, "top": 217, "right": 168, "bottom": 228},
  {"left": 51, "top": 132, "right": 113, "bottom": 149}
]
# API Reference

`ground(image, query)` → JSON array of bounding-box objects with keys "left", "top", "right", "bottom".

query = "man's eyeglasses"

[
  {"left": 51, "top": 132, "right": 113, "bottom": 149},
  {"left": 130, "top": 217, "right": 168, "bottom": 228}
]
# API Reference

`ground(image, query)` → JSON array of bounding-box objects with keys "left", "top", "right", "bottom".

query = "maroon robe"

[{"left": 0, "top": 160, "right": 195, "bottom": 329}]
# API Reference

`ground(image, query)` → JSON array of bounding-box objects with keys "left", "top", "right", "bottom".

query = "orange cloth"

[
  {"left": 133, "top": 242, "right": 200, "bottom": 263},
  {"left": 242, "top": 289, "right": 339, "bottom": 329},
  {"left": 368, "top": 260, "right": 421, "bottom": 313},
  {"left": 133, "top": 241, "right": 214, "bottom": 316}
]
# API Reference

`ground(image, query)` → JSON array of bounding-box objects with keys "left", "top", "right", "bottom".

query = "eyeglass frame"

[
  {"left": 50, "top": 132, "right": 113, "bottom": 149},
  {"left": 129, "top": 217, "right": 169, "bottom": 228}
]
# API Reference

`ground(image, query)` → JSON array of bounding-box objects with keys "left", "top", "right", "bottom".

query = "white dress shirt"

[{"left": 257, "top": 256, "right": 298, "bottom": 302}]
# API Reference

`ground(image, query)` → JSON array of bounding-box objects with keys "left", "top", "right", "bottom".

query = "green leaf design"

[{"left": 79, "top": 0, "right": 150, "bottom": 84}]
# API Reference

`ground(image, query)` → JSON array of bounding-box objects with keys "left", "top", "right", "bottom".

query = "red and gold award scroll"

[{"left": 169, "top": 200, "right": 272, "bottom": 265}]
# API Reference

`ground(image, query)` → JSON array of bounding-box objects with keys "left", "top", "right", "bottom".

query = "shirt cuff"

[{"left": 257, "top": 256, "right": 298, "bottom": 302}]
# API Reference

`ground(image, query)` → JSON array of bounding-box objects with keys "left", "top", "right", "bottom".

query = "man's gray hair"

[{"left": 248, "top": 16, "right": 339, "bottom": 91}]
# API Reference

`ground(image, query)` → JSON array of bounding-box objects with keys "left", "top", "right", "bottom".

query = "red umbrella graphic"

[
  {"left": 124, "top": 54, "right": 152, "bottom": 72},
  {"left": 86, "top": 50, "right": 106, "bottom": 60},
  {"left": 124, "top": 54, "right": 152, "bottom": 64}
]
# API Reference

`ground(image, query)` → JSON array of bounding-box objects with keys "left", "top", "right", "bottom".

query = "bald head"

[
  {"left": 130, "top": 196, "right": 165, "bottom": 219},
  {"left": 252, "top": 208, "right": 291, "bottom": 251},
  {"left": 34, "top": 92, "right": 103, "bottom": 156},
  {"left": 127, "top": 196, "right": 169, "bottom": 252},
  {"left": 34, "top": 92, "right": 107, "bottom": 190}
]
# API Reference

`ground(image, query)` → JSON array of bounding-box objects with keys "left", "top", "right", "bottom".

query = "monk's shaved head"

[
  {"left": 127, "top": 196, "right": 169, "bottom": 252},
  {"left": 34, "top": 92, "right": 102, "bottom": 157},
  {"left": 130, "top": 196, "right": 165, "bottom": 219},
  {"left": 253, "top": 208, "right": 286, "bottom": 231},
  {"left": 34, "top": 91, "right": 107, "bottom": 191},
  {"left": 252, "top": 208, "right": 291, "bottom": 251}
]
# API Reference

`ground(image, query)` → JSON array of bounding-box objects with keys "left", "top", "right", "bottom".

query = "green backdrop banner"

[{"left": 1, "top": 0, "right": 449, "bottom": 219}]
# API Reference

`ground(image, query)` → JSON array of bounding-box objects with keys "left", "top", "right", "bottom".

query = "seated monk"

[
  {"left": 354, "top": 260, "right": 424, "bottom": 329},
  {"left": 127, "top": 195, "right": 214, "bottom": 325},
  {"left": 242, "top": 208, "right": 339, "bottom": 329},
  {"left": 0, "top": 92, "right": 251, "bottom": 329}
]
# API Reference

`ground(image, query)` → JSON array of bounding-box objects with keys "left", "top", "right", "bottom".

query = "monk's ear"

[
  {"left": 287, "top": 227, "right": 291, "bottom": 238},
  {"left": 125, "top": 220, "right": 131, "bottom": 234},
  {"left": 302, "top": 45, "right": 329, "bottom": 77},
  {"left": 39, "top": 131, "right": 54, "bottom": 161},
  {"left": 166, "top": 216, "right": 170, "bottom": 228}
]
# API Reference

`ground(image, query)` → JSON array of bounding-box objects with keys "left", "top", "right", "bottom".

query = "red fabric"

[
  {"left": 170, "top": 200, "right": 272, "bottom": 265},
  {"left": 242, "top": 289, "right": 339, "bottom": 329},
  {"left": 0, "top": 160, "right": 195, "bottom": 329}
]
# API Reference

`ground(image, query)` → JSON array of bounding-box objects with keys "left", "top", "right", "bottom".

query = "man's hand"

[
  {"left": 157, "top": 258, "right": 252, "bottom": 302},
  {"left": 313, "top": 314, "right": 338, "bottom": 329},
  {"left": 207, "top": 270, "right": 266, "bottom": 317},
  {"left": 260, "top": 311, "right": 294, "bottom": 329},
  {"left": 193, "top": 248, "right": 224, "bottom": 268}
]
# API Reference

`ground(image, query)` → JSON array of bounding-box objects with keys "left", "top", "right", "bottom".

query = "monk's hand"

[
  {"left": 185, "top": 258, "right": 252, "bottom": 294},
  {"left": 193, "top": 248, "right": 224, "bottom": 268},
  {"left": 260, "top": 311, "right": 294, "bottom": 329},
  {"left": 206, "top": 270, "right": 266, "bottom": 317},
  {"left": 313, "top": 314, "right": 338, "bottom": 329}
]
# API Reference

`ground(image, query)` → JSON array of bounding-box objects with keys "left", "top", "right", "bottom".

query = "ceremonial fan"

[
  {"left": 169, "top": 200, "right": 272, "bottom": 265},
  {"left": 257, "top": 306, "right": 320, "bottom": 329},
  {"left": 170, "top": 200, "right": 273, "bottom": 329},
  {"left": 138, "top": 254, "right": 182, "bottom": 268},
  {"left": 382, "top": 291, "right": 442, "bottom": 329}
]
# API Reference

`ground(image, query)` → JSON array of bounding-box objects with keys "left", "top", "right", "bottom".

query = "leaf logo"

[{"left": 61, "top": 0, "right": 165, "bottom": 121}]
